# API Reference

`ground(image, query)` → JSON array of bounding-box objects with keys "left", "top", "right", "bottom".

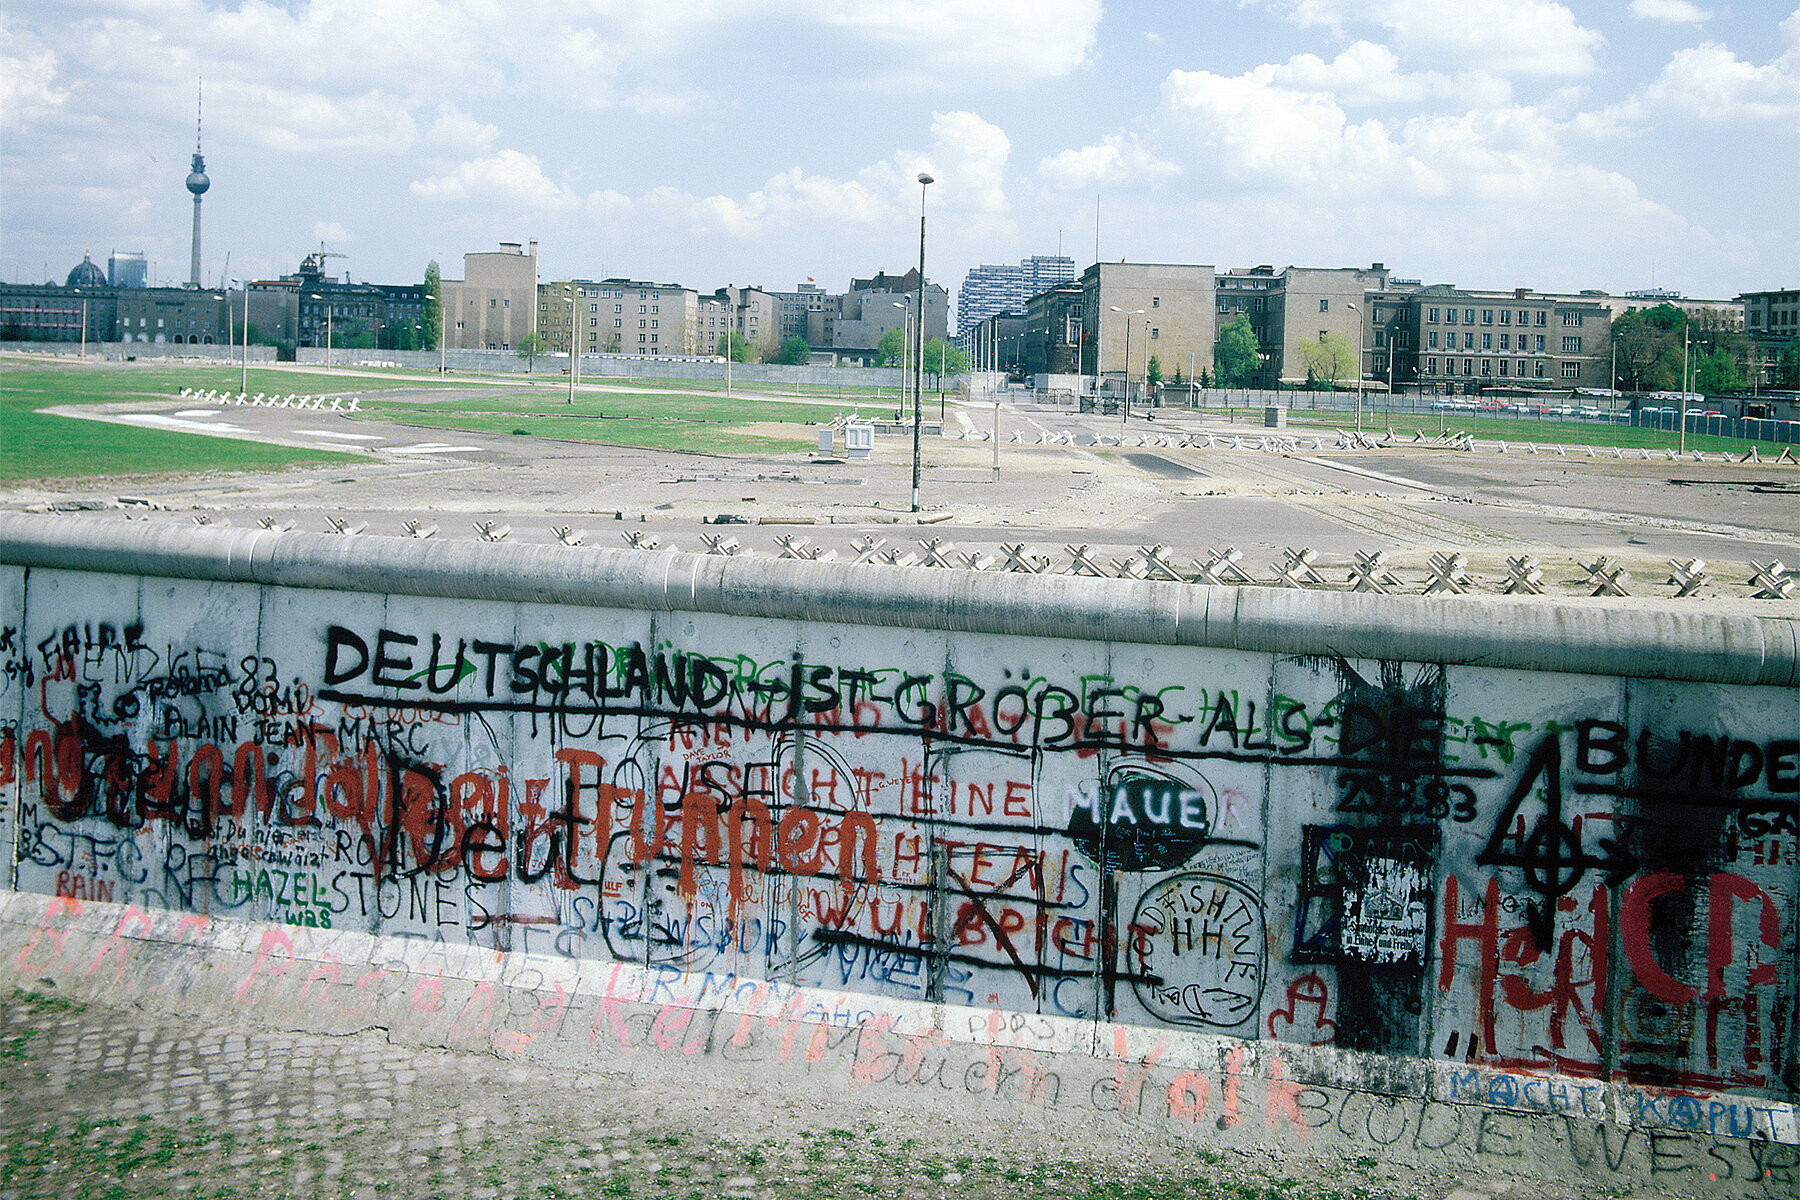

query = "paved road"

[{"left": 0, "top": 987, "right": 1692, "bottom": 1200}]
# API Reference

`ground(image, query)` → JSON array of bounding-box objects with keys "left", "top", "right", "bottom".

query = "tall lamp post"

[
  {"left": 308, "top": 294, "right": 333, "bottom": 369},
  {"left": 722, "top": 297, "right": 733, "bottom": 398},
  {"left": 76, "top": 288, "right": 88, "bottom": 358},
  {"left": 562, "top": 285, "right": 580, "bottom": 404},
  {"left": 1346, "top": 301, "right": 1364, "bottom": 431},
  {"left": 231, "top": 279, "right": 248, "bottom": 396},
  {"left": 912, "top": 172, "right": 933, "bottom": 513},
  {"left": 890, "top": 300, "right": 909, "bottom": 406},
  {"left": 1109, "top": 305, "right": 1144, "bottom": 426},
  {"left": 1680, "top": 322, "right": 1690, "bottom": 457}
]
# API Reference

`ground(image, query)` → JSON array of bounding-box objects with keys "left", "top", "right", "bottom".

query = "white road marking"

[
  {"left": 299, "top": 430, "right": 383, "bottom": 441},
  {"left": 115, "top": 414, "right": 250, "bottom": 434},
  {"left": 387, "top": 443, "right": 484, "bottom": 455}
]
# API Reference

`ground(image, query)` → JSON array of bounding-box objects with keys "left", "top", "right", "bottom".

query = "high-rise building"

[
  {"left": 956, "top": 255, "right": 1076, "bottom": 340},
  {"left": 108, "top": 251, "right": 147, "bottom": 289}
]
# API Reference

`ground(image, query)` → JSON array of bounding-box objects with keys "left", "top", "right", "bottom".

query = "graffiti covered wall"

[{"left": 2, "top": 516, "right": 1797, "bottom": 1181}]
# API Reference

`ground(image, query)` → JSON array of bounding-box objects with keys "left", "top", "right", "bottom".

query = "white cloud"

[
  {"left": 314, "top": 221, "right": 352, "bottom": 245},
  {"left": 1038, "top": 136, "right": 1181, "bottom": 190},
  {"left": 1629, "top": 0, "right": 1712, "bottom": 24},
  {"left": 424, "top": 109, "right": 500, "bottom": 152},
  {"left": 410, "top": 150, "right": 580, "bottom": 210},
  {"left": 1269, "top": 0, "right": 1603, "bottom": 78},
  {"left": 1161, "top": 68, "right": 1402, "bottom": 187},
  {"left": 1155, "top": 62, "right": 1680, "bottom": 242},
  {"left": 815, "top": 1, "right": 1101, "bottom": 79},
  {"left": 671, "top": 110, "right": 1013, "bottom": 236},
  {"left": 0, "top": 26, "right": 65, "bottom": 128},
  {"left": 4, "top": 0, "right": 1100, "bottom": 165},
  {"left": 1639, "top": 39, "right": 1800, "bottom": 121},
  {"left": 1587, "top": 12, "right": 1800, "bottom": 129}
]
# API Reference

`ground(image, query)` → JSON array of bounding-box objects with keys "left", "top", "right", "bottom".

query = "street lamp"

[
  {"left": 1109, "top": 305, "right": 1144, "bottom": 426},
  {"left": 231, "top": 278, "right": 248, "bottom": 396},
  {"left": 890, "top": 300, "right": 910, "bottom": 406},
  {"left": 1680, "top": 321, "right": 1690, "bottom": 456},
  {"left": 76, "top": 287, "right": 88, "bottom": 358},
  {"left": 1346, "top": 301, "right": 1364, "bottom": 431},
  {"left": 912, "top": 171, "right": 933, "bottom": 513},
  {"left": 307, "top": 293, "right": 333, "bottom": 368},
  {"left": 562, "top": 285, "right": 580, "bottom": 404},
  {"left": 721, "top": 296, "right": 733, "bottom": 398}
]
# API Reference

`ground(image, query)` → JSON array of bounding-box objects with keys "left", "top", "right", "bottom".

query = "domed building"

[
  {"left": 65, "top": 253, "right": 107, "bottom": 289},
  {"left": 0, "top": 255, "right": 118, "bottom": 343}
]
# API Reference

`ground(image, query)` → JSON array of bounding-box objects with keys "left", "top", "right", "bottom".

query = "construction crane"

[{"left": 299, "top": 244, "right": 347, "bottom": 279}]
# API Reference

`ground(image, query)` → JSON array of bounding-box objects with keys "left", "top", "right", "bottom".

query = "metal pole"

[
  {"left": 1121, "top": 319, "right": 1132, "bottom": 426},
  {"left": 78, "top": 292, "right": 87, "bottom": 358},
  {"left": 568, "top": 288, "right": 577, "bottom": 405},
  {"left": 992, "top": 391, "right": 1000, "bottom": 482},
  {"left": 1680, "top": 324, "right": 1689, "bottom": 456},
  {"left": 912, "top": 173, "right": 931, "bottom": 513}
]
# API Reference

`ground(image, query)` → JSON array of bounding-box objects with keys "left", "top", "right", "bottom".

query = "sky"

[{"left": 4, "top": 1, "right": 1798, "bottom": 314}]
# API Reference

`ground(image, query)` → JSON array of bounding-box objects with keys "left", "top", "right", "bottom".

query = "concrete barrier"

[{"left": 2, "top": 513, "right": 1796, "bottom": 1194}]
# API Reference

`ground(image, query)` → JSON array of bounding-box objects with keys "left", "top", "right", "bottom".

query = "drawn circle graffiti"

[{"left": 1129, "top": 872, "right": 1265, "bottom": 1029}]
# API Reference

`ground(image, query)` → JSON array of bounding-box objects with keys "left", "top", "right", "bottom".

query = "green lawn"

[
  {"left": 0, "top": 362, "right": 376, "bottom": 483},
  {"left": 352, "top": 389, "right": 853, "bottom": 455}
]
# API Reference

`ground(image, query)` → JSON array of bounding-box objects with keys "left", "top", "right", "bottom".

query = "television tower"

[{"left": 186, "top": 80, "right": 210, "bottom": 288}]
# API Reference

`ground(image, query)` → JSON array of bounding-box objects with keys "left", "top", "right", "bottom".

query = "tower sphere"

[{"left": 187, "top": 155, "right": 210, "bottom": 197}]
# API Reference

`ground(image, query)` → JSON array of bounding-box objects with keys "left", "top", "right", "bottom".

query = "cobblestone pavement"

[{"left": 1, "top": 988, "right": 1706, "bottom": 1200}]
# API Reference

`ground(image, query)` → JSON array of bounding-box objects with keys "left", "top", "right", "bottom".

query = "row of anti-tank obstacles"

[
  {"left": 193, "top": 514, "right": 1798, "bottom": 601},
  {"left": 994, "top": 425, "right": 1797, "bottom": 464},
  {"left": 178, "top": 387, "right": 361, "bottom": 411}
]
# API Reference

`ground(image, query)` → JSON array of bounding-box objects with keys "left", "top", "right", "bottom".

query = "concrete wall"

[{"left": 2, "top": 514, "right": 1796, "bottom": 1192}]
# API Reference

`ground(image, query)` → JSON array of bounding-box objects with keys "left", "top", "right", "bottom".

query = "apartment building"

[
  {"left": 769, "top": 282, "right": 834, "bottom": 346},
  {"left": 1742, "top": 288, "right": 1799, "bottom": 346},
  {"left": 1398, "top": 285, "right": 1614, "bottom": 392},
  {"left": 957, "top": 255, "right": 1077, "bottom": 341},
  {"left": 832, "top": 269, "right": 950, "bottom": 363},
  {"left": 114, "top": 287, "right": 228, "bottom": 344},
  {"left": 1019, "top": 281, "right": 1083, "bottom": 377}
]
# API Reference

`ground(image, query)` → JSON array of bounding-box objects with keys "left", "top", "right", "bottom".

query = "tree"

[
  {"left": 516, "top": 331, "right": 546, "bottom": 371},
  {"left": 772, "top": 335, "right": 812, "bottom": 365},
  {"left": 379, "top": 320, "right": 418, "bottom": 351},
  {"left": 874, "top": 327, "right": 906, "bottom": 367},
  {"left": 422, "top": 261, "right": 442, "bottom": 351},
  {"left": 1213, "top": 315, "right": 1261, "bottom": 387},
  {"left": 1778, "top": 338, "right": 1800, "bottom": 388},
  {"left": 1145, "top": 355, "right": 1163, "bottom": 388},
  {"left": 720, "top": 331, "right": 752, "bottom": 363},
  {"left": 1295, "top": 332, "right": 1356, "bottom": 388},
  {"left": 341, "top": 317, "right": 375, "bottom": 350},
  {"left": 921, "top": 337, "right": 969, "bottom": 376},
  {"left": 1694, "top": 346, "right": 1744, "bottom": 395}
]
